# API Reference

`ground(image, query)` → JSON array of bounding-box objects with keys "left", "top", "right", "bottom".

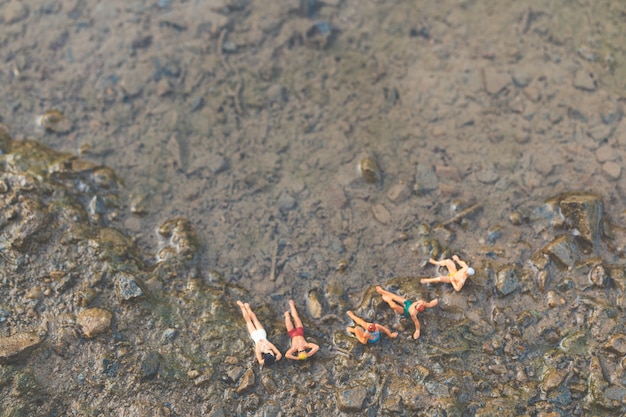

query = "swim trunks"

[
  {"left": 403, "top": 300, "right": 413, "bottom": 317},
  {"left": 250, "top": 329, "right": 267, "bottom": 345},
  {"left": 288, "top": 326, "right": 305, "bottom": 338},
  {"left": 366, "top": 330, "right": 381, "bottom": 343}
]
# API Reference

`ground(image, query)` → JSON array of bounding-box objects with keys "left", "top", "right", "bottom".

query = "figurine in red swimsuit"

[{"left": 284, "top": 299, "right": 319, "bottom": 360}]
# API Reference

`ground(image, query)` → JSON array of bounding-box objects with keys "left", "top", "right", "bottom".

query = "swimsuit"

[
  {"left": 288, "top": 326, "right": 305, "bottom": 338},
  {"left": 365, "top": 329, "right": 381, "bottom": 343},
  {"left": 250, "top": 329, "right": 267, "bottom": 345},
  {"left": 403, "top": 300, "right": 413, "bottom": 317}
]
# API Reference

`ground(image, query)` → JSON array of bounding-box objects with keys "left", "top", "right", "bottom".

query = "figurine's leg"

[
  {"left": 375, "top": 286, "right": 405, "bottom": 303},
  {"left": 288, "top": 299, "right": 304, "bottom": 328},
  {"left": 347, "top": 311, "right": 368, "bottom": 328},
  {"left": 439, "top": 259, "right": 457, "bottom": 274},
  {"left": 421, "top": 276, "right": 452, "bottom": 284},
  {"left": 245, "top": 304, "right": 265, "bottom": 331},
  {"left": 347, "top": 326, "right": 368, "bottom": 344},
  {"left": 237, "top": 301, "right": 256, "bottom": 334},
  {"left": 284, "top": 311, "right": 295, "bottom": 332}
]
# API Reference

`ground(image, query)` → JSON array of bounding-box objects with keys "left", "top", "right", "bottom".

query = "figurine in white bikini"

[{"left": 237, "top": 301, "right": 282, "bottom": 366}]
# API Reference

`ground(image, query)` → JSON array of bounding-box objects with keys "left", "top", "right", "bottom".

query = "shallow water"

[{"left": 2, "top": 0, "right": 626, "bottom": 414}]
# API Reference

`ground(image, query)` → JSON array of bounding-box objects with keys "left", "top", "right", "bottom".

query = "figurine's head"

[
  {"left": 416, "top": 303, "right": 425, "bottom": 313},
  {"left": 297, "top": 350, "right": 308, "bottom": 360},
  {"left": 367, "top": 323, "right": 376, "bottom": 333},
  {"left": 262, "top": 352, "right": 276, "bottom": 366},
  {"left": 467, "top": 267, "right": 475, "bottom": 276}
]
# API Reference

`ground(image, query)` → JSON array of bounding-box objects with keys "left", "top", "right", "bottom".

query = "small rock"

[
  {"left": 558, "top": 192, "right": 603, "bottom": 249},
  {"left": 236, "top": 368, "right": 255, "bottom": 394},
  {"left": 156, "top": 79, "right": 173, "bottom": 96},
  {"left": 306, "top": 289, "right": 323, "bottom": 319},
  {"left": 541, "top": 368, "right": 565, "bottom": 392},
  {"left": 266, "top": 84, "right": 287, "bottom": 104},
  {"left": 227, "top": 366, "right": 245, "bottom": 382},
  {"left": 386, "top": 181, "right": 411, "bottom": 203},
  {"left": 483, "top": 68, "right": 510, "bottom": 95},
  {"left": 542, "top": 235, "right": 581, "bottom": 269},
  {"left": 588, "top": 264, "right": 609, "bottom": 288},
  {"left": 77, "top": 308, "right": 112, "bottom": 339},
  {"left": 336, "top": 385, "right": 367, "bottom": 412},
  {"left": 140, "top": 351, "right": 161, "bottom": 380},
  {"left": 277, "top": 192, "right": 297, "bottom": 214},
  {"left": 371, "top": 204, "right": 391, "bottom": 225},
  {"left": 415, "top": 164, "right": 438, "bottom": 193},
  {"left": 475, "top": 164, "right": 500, "bottom": 184},
  {"left": 116, "top": 272, "right": 144, "bottom": 301},
  {"left": 0, "top": 332, "right": 41, "bottom": 363},
  {"left": 511, "top": 69, "right": 533, "bottom": 88},
  {"left": 604, "top": 334, "right": 626, "bottom": 355},
  {"left": 3, "top": 1, "right": 29, "bottom": 25},
  {"left": 573, "top": 70, "right": 597, "bottom": 91},
  {"left": 595, "top": 144, "right": 618, "bottom": 162},
  {"left": 495, "top": 264, "right": 520, "bottom": 296},
  {"left": 435, "top": 165, "right": 462, "bottom": 181},
  {"left": 602, "top": 161, "right": 621, "bottom": 180}
]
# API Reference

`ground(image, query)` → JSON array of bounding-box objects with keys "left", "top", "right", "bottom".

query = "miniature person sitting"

[
  {"left": 375, "top": 286, "right": 438, "bottom": 339},
  {"left": 346, "top": 310, "right": 398, "bottom": 344},
  {"left": 284, "top": 299, "right": 319, "bottom": 360},
  {"left": 237, "top": 301, "right": 282, "bottom": 366},
  {"left": 421, "top": 255, "right": 475, "bottom": 292}
]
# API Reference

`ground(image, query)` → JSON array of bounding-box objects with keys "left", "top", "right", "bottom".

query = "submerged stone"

[
  {"left": 0, "top": 332, "right": 41, "bottom": 364},
  {"left": 495, "top": 264, "right": 521, "bottom": 296},
  {"left": 116, "top": 272, "right": 144, "bottom": 301},
  {"left": 558, "top": 192, "right": 602, "bottom": 251},
  {"left": 77, "top": 308, "right": 112, "bottom": 338},
  {"left": 336, "top": 385, "right": 367, "bottom": 412},
  {"left": 542, "top": 235, "right": 582, "bottom": 270}
]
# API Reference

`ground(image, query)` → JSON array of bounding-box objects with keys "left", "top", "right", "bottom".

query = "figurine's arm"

[
  {"left": 268, "top": 342, "right": 282, "bottom": 361},
  {"left": 411, "top": 315, "right": 421, "bottom": 339},
  {"left": 306, "top": 342, "right": 320, "bottom": 357},
  {"left": 254, "top": 345, "right": 264, "bottom": 365},
  {"left": 284, "top": 347, "right": 298, "bottom": 360},
  {"left": 376, "top": 324, "right": 398, "bottom": 338}
]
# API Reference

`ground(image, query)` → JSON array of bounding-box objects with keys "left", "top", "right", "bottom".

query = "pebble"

[
  {"left": 602, "top": 161, "right": 621, "bottom": 180},
  {"left": 0, "top": 332, "right": 41, "bottom": 363},
  {"left": 306, "top": 289, "right": 323, "bottom": 319},
  {"left": 542, "top": 235, "right": 580, "bottom": 269},
  {"left": 511, "top": 69, "right": 533, "bottom": 88},
  {"left": 386, "top": 181, "right": 411, "bottom": 203},
  {"left": 415, "top": 164, "right": 438, "bottom": 193},
  {"left": 77, "top": 308, "right": 112, "bottom": 338},
  {"left": 116, "top": 272, "right": 145, "bottom": 302},
  {"left": 140, "top": 351, "right": 161, "bottom": 380},
  {"left": 435, "top": 165, "right": 461, "bottom": 181},
  {"left": 541, "top": 369, "right": 565, "bottom": 392},
  {"left": 573, "top": 70, "right": 597, "bottom": 91},
  {"left": 594, "top": 144, "right": 618, "bottom": 162},
  {"left": 371, "top": 204, "right": 391, "bottom": 225},
  {"left": 336, "top": 386, "right": 367, "bottom": 412},
  {"left": 604, "top": 334, "right": 626, "bottom": 355},
  {"left": 495, "top": 264, "right": 520, "bottom": 296},
  {"left": 3, "top": 1, "right": 29, "bottom": 25},
  {"left": 236, "top": 368, "right": 255, "bottom": 394},
  {"left": 483, "top": 69, "right": 510, "bottom": 95},
  {"left": 475, "top": 164, "right": 500, "bottom": 184}
]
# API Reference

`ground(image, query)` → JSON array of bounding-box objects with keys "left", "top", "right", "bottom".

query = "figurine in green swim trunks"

[{"left": 375, "top": 286, "right": 438, "bottom": 339}]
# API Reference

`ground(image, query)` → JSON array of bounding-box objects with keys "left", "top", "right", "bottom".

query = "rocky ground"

[{"left": 2, "top": 0, "right": 626, "bottom": 415}]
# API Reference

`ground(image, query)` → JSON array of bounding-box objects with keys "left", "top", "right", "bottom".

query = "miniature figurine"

[
  {"left": 421, "top": 255, "right": 475, "bottom": 292},
  {"left": 375, "top": 286, "right": 438, "bottom": 339},
  {"left": 346, "top": 310, "right": 398, "bottom": 344},
  {"left": 237, "top": 301, "right": 282, "bottom": 366},
  {"left": 284, "top": 299, "right": 319, "bottom": 360}
]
